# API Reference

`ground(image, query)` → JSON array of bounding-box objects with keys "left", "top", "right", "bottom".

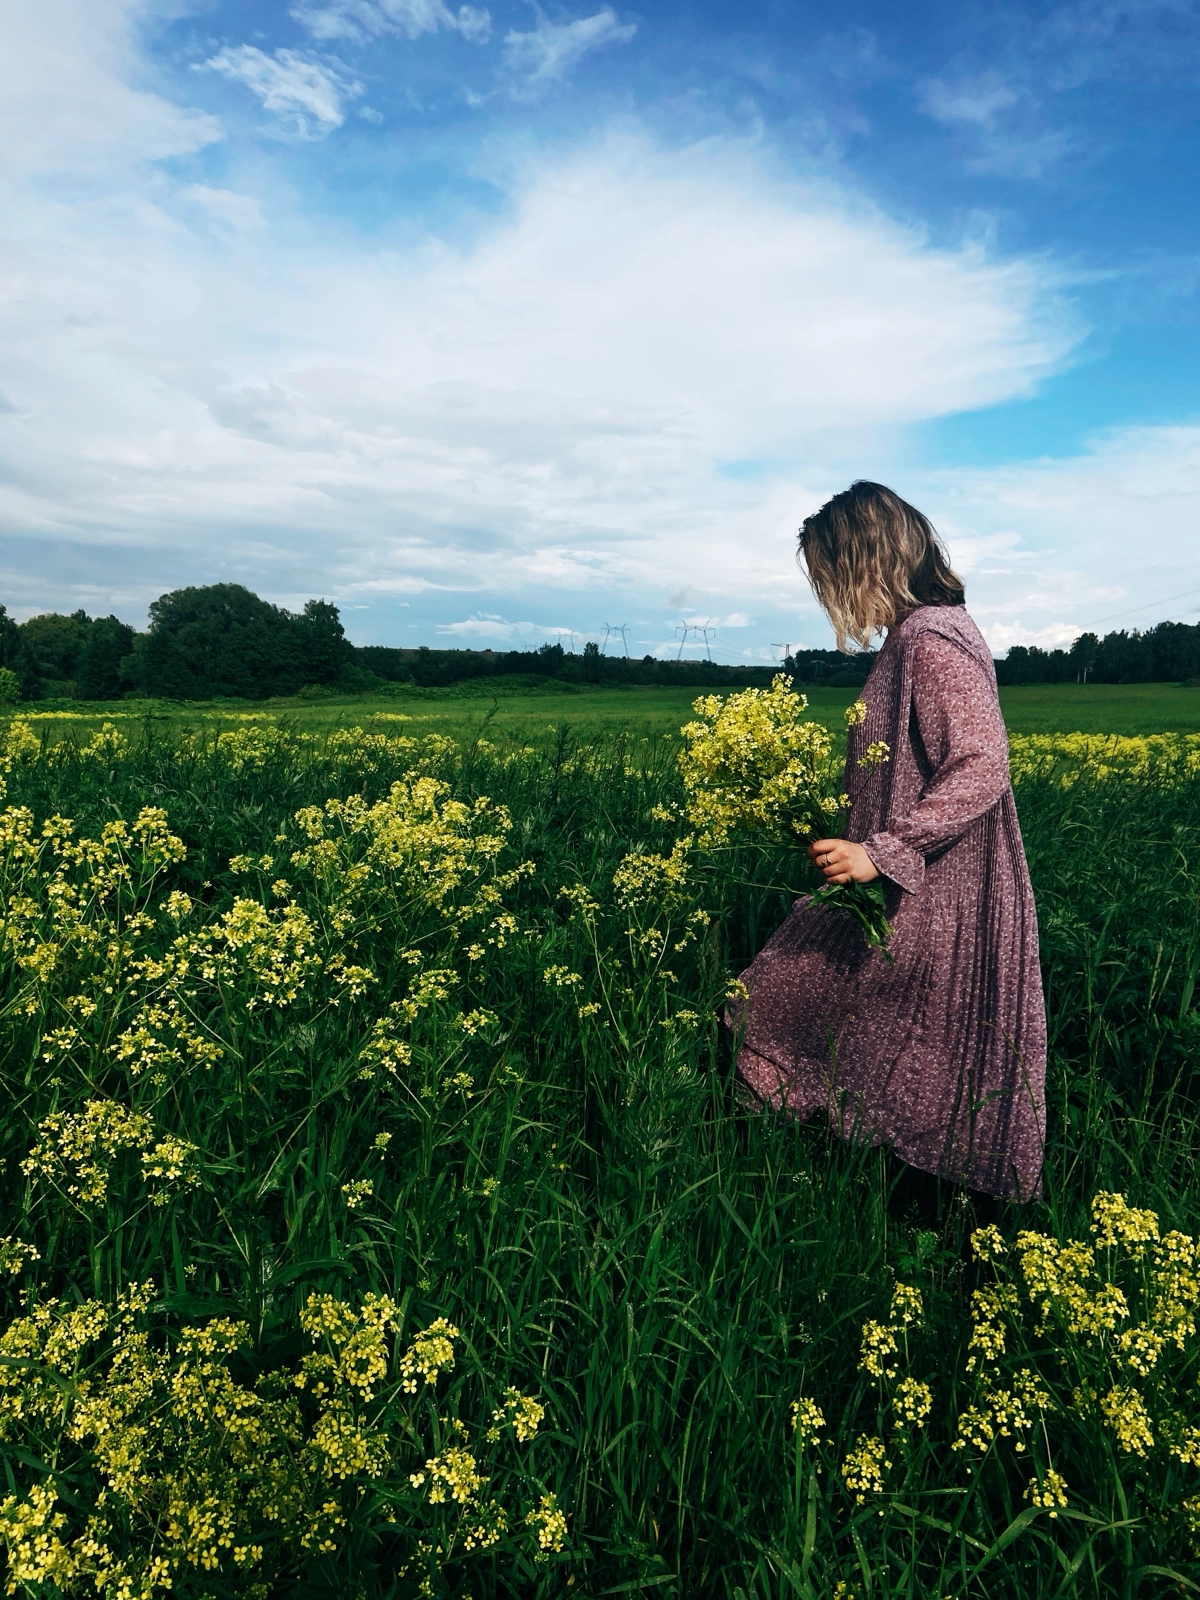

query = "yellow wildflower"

[
  {"left": 841, "top": 1435, "right": 890, "bottom": 1503},
  {"left": 1026, "top": 1469, "right": 1068, "bottom": 1517},
  {"left": 789, "top": 1398, "right": 825, "bottom": 1445},
  {"left": 525, "top": 1493, "right": 568, "bottom": 1558},
  {"left": 859, "top": 1320, "right": 898, "bottom": 1379}
]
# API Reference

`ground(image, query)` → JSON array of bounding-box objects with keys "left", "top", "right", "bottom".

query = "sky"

[{"left": 2, "top": 0, "right": 1199, "bottom": 660}]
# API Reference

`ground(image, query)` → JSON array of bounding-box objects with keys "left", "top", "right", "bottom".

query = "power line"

[{"left": 1081, "top": 582, "right": 1200, "bottom": 631}]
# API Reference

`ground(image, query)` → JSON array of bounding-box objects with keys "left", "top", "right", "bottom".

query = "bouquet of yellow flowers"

[{"left": 676, "top": 675, "right": 893, "bottom": 953}]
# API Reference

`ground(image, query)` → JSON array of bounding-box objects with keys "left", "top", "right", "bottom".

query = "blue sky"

[{"left": 2, "top": 0, "right": 1199, "bottom": 659}]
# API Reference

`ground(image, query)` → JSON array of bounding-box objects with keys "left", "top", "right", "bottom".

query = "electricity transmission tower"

[
  {"left": 698, "top": 623, "right": 715, "bottom": 660},
  {"left": 675, "top": 622, "right": 692, "bottom": 659},
  {"left": 602, "top": 623, "right": 631, "bottom": 658},
  {"left": 771, "top": 642, "right": 795, "bottom": 665}
]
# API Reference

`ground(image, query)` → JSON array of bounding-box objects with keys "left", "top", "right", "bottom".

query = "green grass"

[
  {"left": 5, "top": 678, "right": 1200, "bottom": 747},
  {"left": 0, "top": 713, "right": 1198, "bottom": 1595},
  {"left": 998, "top": 681, "right": 1200, "bottom": 734}
]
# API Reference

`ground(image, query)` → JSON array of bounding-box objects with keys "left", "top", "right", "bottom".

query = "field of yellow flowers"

[{"left": 0, "top": 716, "right": 1198, "bottom": 1597}]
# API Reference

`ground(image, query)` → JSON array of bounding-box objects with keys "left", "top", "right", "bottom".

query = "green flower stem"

[{"left": 811, "top": 878, "right": 894, "bottom": 959}]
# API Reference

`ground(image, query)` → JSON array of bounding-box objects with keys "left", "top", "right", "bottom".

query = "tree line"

[
  {"left": 993, "top": 620, "right": 1200, "bottom": 686},
  {"left": 0, "top": 587, "right": 353, "bottom": 702},
  {"left": 1, "top": 583, "right": 1194, "bottom": 702},
  {"left": 0, "top": 584, "right": 863, "bottom": 702}
]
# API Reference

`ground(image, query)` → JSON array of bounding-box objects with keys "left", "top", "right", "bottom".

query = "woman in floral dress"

[{"left": 733, "top": 482, "right": 1046, "bottom": 1201}]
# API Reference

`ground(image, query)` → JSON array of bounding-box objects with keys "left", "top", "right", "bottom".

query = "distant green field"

[
  {"left": 997, "top": 680, "right": 1200, "bottom": 734},
  {"left": 3, "top": 677, "right": 1199, "bottom": 743}
]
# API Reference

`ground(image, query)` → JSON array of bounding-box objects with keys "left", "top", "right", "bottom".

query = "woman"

[{"left": 733, "top": 481, "right": 1046, "bottom": 1201}]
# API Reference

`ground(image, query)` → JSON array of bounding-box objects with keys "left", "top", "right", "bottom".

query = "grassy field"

[
  {"left": 0, "top": 703, "right": 1198, "bottom": 1596},
  {"left": 4, "top": 677, "right": 1200, "bottom": 746}
]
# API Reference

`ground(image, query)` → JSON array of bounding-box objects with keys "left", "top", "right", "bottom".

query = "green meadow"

[
  {"left": 5, "top": 676, "right": 1200, "bottom": 747},
  {"left": 0, "top": 687, "right": 1197, "bottom": 1596}
]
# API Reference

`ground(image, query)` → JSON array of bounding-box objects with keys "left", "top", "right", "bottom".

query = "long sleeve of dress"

[{"left": 862, "top": 633, "right": 1011, "bottom": 895}]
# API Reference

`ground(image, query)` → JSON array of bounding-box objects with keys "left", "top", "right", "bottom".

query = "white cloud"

[
  {"left": 503, "top": 8, "right": 636, "bottom": 96},
  {"left": 436, "top": 615, "right": 578, "bottom": 642},
  {"left": 178, "top": 185, "right": 265, "bottom": 231},
  {"left": 203, "top": 46, "right": 360, "bottom": 137},
  {"left": 913, "top": 423, "right": 1200, "bottom": 648},
  {"left": 0, "top": 0, "right": 221, "bottom": 176},
  {"left": 918, "top": 71, "right": 1023, "bottom": 130},
  {"left": 293, "top": 0, "right": 490, "bottom": 44},
  {"left": 0, "top": 12, "right": 1095, "bottom": 652}
]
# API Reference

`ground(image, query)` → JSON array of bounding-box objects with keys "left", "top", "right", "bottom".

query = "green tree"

[
  {"left": 16, "top": 611, "right": 90, "bottom": 698},
  {"left": 0, "top": 605, "right": 19, "bottom": 673},
  {"left": 134, "top": 585, "right": 350, "bottom": 700},
  {"left": 77, "top": 616, "right": 136, "bottom": 701},
  {"left": 294, "top": 598, "right": 352, "bottom": 686}
]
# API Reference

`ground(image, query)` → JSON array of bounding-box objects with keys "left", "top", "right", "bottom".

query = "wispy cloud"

[
  {"left": 1, "top": 0, "right": 220, "bottom": 176},
  {"left": 915, "top": 0, "right": 1200, "bottom": 178},
  {"left": 436, "top": 615, "right": 579, "bottom": 643},
  {"left": 503, "top": 7, "right": 636, "bottom": 97},
  {"left": 913, "top": 423, "right": 1200, "bottom": 647},
  {"left": 0, "top": 104, "right": 1086, "bottom": 644},
  {"left": 178, "top": 185, "right": 265, "bottom": 231},
  {"left": 918, "top": 69, "right": 1024, "bottom": 130},
  {"left": 202, "top": 46, "right": 361, "bottom": 136},
  {"left": 292, "top": 0, "right": 490, "bottom": 44}
]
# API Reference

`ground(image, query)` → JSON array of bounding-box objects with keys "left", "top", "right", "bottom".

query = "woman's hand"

[{"left": 808, "top": 838, "right": 880, "bottom": 885}]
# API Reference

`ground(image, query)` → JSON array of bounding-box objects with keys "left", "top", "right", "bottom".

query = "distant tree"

[
  {"left": 294, "top": 599, "right": 352, "bottom": 686},
  {"left": 16, "top": 612, "right": 91, "bottom": 697},
  {"left": 998, "top": 621, "right": 1200, "bottom": 685},
  {"left": 354, "top": 646, "right": 413, "bottom": 684},
  {"left": 77, "top": 616, "right": 136, "bottom": 701},
  {"left": 1146, "top": 620, "right": 1200, "bottom": 681},
  {"left": 0, "top": 667, "right": 18, "bottom": 706},
  {"left": 132, "top": 585, "right": 360, "bottom": 700},
  {"left": 136, "top": 585, "right": 305, "bottom": 699},
  {"left": 1069, "top": 632, "right": 1099, "bottom": 682},
  {"left": 0, "top": 605, "right": 19, "bottom": 673},
  {"left": 1093, "top": 629, "right": 1153, "bottom": 684}
]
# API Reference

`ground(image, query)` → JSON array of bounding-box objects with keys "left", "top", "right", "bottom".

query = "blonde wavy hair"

[{"left": 798, "top": 481, "right": 965, "bottom": 652}]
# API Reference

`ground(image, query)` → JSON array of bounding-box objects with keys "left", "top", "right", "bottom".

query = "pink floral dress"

[{"left": 733, "top": 605, "right": 1047, "bottom": 1199}]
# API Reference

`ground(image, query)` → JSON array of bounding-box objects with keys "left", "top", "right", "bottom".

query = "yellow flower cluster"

[
  {"left": 676, "top": 675, "right": 847, "bottom": 848},
  {"left": 400, "top": 1318, "right": 460, "bottom": 1394},
  {"left": 492, "top": 1388, "right": 545, "bottom": 1443},
  {"left": 22, "top": 1101, "right": 199, "bottom": 1209},
  {"left": 789, "top": 1398, "right": 825, "bottom": 1446},
  {"left": 525, "top": 1492, "right": 568, "bottom": 1559},
  {"left": 290, "top": 777, "right": 528, "bottom": 935},
  {"left": 859, "top": 1283, "right": 923, "bottom": 1380},
  {"left": 841, "top": 1435, "right": 890, "bottom": 1503},
  {"left": 859, "top": 1320, "right": 899, "bottom": 1380},
  {"left": 612, "top": 837, "right": 693, "bottom": 910},
  {"left": 0, "top": 1285, "right": 558, "bottom": 1592},
  {"left": 1008, "top": 731, "right": 1200, "bottom": 786},
  {"left": 893, "top": 1377, "right": 933, "bottom": 1431},
  {"left": 1026, "top": 1468, "right": 1069, "bottom": 1516},
  {"left": 948, "top": 1190, "right": 1200, "bottom": 1542},
  {"left": 412, "top": 1445, "right": 486, "bottom": 1506}
]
